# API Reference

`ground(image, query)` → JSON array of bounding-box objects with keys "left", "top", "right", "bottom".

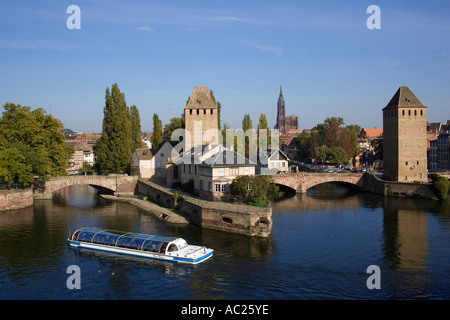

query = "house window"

[
  {"left": 156, "top": 161, "right": 161, "bottom": 168},
  {"left": 219, "top": 168, "right": 224, "bottom": 176},
  {"left": 208, "top": 182, "right": 212, "bottom": 192},
  {"left": 199, "top": 167, "right": 203, "bottom": 175},
  {"left": 160, "top": 153, "right": 164, "bottom": 157},
  {"left": 200, "top": 180, "right": 204, "bottom": 190},
  {"left": 222, "top": 184, "right": 229, "bottom": 192},
  {"left": 244, "top": 167, "right": 249, "bottom": 175},
  {"left": 215, "top": 184, "right": 221, "bottom": 192},
  {"left": 230, "top": 168, "right": 238, "bottom": 176}
]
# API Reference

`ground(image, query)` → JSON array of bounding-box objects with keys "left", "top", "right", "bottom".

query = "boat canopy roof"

[{"left": 71, "top": 227, "right": 179, "bottom": 253}]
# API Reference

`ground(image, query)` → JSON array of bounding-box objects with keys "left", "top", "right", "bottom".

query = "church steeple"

[
  {"left": 278, "top": 85, "right": 284, "bottom": 102},
  {"left": 275, "top": 85, "right": 286, "bottom": 131}
]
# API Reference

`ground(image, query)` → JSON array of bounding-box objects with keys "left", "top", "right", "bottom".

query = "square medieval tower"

[
  {"left": 184, "top": 86, "right": 219, "bottom": 150},
  {"left": 382, "top": 86, "right": 428, "bottom": 182}
]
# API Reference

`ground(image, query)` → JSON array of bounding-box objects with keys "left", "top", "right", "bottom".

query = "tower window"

[
  {"left": 203, "top": 109, "right": 206, "bottom": 114},
  {"left": 406, "top": 161, "right": 408, "bottom": 165},
  {"left": 197, "top": 109, "right": 199, "bottom": 114},
  {"left": 420, "top": 110, "right": 423, "bottom": 116},
  {"left": 402, "top": 110, "right": 405, "bottom": 116},
  {"left": 210, "top": 109, "right": 213, "bottom": 114},
  {"left": 189, "top": 109, "right": 192, "bottom": 115},
  {"left": 414, "top": 110, "right": 417, "bottom": 116},
  {"left": 408, "top": 110, "right": 411, "bottom": 116}
]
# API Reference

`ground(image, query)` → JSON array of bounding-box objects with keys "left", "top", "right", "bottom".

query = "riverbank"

[
  {"left": 99, "top": 194, "right": 189, "bottom": 224},
  {"left": 0, "top": 188, "right": 34, "bottom": 211}
]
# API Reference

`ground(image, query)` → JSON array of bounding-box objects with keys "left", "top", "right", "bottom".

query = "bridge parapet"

[
  {"left": 34, "top": 175, "right": 138, "bottom": 199},
  {"left": 270, "top": 172, "right": 365, "bottom": 193}
]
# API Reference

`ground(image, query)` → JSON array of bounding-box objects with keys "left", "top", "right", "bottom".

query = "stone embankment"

[
  {"left": 99, "top": 194, "right": 189, "bottom": 224},
  {"left": 0, "top": 189, "right": 34, "bottom": 211}
]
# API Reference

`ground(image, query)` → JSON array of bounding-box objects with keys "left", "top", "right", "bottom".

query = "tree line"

[
  {"left": 296, "top": 117, "right": 360, "bottom": 165},
  {"left": 0, "top": 103, "right": 74, "bottom": 187},
  {"left": 93, "top": 83, "right": 144, "bottom": 174}
]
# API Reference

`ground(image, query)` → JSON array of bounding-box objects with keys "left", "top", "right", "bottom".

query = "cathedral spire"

[{"left": 278, "top": 85, "right": 284, "bottom": 103}]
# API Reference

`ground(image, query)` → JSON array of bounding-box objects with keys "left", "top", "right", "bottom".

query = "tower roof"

[
  {"left": 278, "top": 85, "right": 284, "bottom": 103},
  {"left": 186, "top": 86, "right": 217, "bottom": 109},
  {"left": 383, "top": 86, "right": 426, "bottom": 110}
]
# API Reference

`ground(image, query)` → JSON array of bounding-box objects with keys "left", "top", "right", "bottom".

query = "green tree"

[
  {"left": 151, "top": 113, "right": 163, "bottom": 148},
  {"left": 295, "top": 117, "right": 359, "bottom": 163},
  {"left": 209, "top": 90, "right": 221, "bottom": 130},
  {"left": 93, "top": 83, "right": 134, "bottom": 174},
  {"left": 345, "top": 124, "right": 361, "bottom": 158},
  {"left": 242, "top": 114, "right": 255, "bottom": 159},
  {"left": 329, "top": 146, "right": 349, "bottom": 164},
  {"left": 230, "top": 175, "right": 278, "bottom": 206},
  {"left": 221, "top": 123, "right": 230, "bottom": 146},
  {"left": 163, "top": 117, "right": 184, "bottom": 145},
  {"left": 257, "top": 113, "right": 271, "bottom": 151},
  {"left": 13, "top": 144, "right": 48, "bottom": 179},
  {"left": 371, "top": 135, "right": 383, "bottom": 159},
  {"left": 80, "top": 161, "right": 93, "bottom": 175},
  {"left": 0, "top": 147, "right": 34, "bottom": 187},
  {"left": 0, "top": 103, "right": 73, "bottom": 177},
  {"left": 430, "top": 173, "right": 450, "bottom": 200},
  {"left": 130, "top": 105, "right": 145, "bottom": 150},
  {"left": 314, "top": 145, "right": 330, "bottom": 163}
]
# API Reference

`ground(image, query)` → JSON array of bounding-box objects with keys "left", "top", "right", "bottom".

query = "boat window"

[
  {"left": 77, "top": 230, "right": 95, "bottom": 242},
  {"left": 72, "top": 230, "right": 82, "bottom": 241},
  {"left": 168, "top": 244, "right": 179, "bottom": 252},
  {"left": 93, "top": 233, "right": 120, "bottom": 246}
]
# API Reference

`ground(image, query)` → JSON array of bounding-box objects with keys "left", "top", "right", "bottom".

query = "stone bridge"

[
  {"left": 34, "top": 175, "right": 138, "bottom": 199},
  {"left": 271, "top": 172, "right": 366, "bottom": 193}
]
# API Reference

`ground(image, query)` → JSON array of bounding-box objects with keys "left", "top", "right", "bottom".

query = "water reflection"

[
  {"left": 382, "top": 197, "right": 428, "bottom": 270},
  {"left": 1, "top": 183, "right": 449, "bottom": 299},
  {"left": 274, "top": 184, "right": 449, "bottom": 272}
]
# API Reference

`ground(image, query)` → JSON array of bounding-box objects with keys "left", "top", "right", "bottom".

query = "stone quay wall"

[
  {"left": 136, "top": 179, "right": 272, "bottom": 237},
  {"left": 0, "top": 189, "right": 34, "bottom": 211},
  {"left": 362, "top": 173, "right": 438, "bottom": 199}
]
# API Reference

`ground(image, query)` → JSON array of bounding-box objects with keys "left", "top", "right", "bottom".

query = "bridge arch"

[
  {"left": 271, "top": 173, "right": 365, "bottom": 193},
  {"left": 34, "top": 175, "right": 138, "bottom": 199}
]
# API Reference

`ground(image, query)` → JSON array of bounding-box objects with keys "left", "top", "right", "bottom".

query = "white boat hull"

[{"left": 68, "top": 240, "right": 214, "bottom": 265}]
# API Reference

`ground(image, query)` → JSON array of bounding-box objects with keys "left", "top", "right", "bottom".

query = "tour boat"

[{"left": 68, "top": 227, "right": 213, "bottom": 265}]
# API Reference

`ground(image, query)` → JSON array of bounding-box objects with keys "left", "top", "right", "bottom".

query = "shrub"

[{"left": 430, "top": 173, "right": 450, "bottom": 200}]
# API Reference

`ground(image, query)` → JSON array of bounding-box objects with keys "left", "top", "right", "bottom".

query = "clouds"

[
  {"left": 137, "top": 25, "right": 154, "bottom": 32},
  {"left": 240, "top": 40, "right": 283, "bottom": 56}
]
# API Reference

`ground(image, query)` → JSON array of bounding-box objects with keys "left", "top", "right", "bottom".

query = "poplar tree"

[
  {"left": 94, "top": 83, "right": 133, "bottom": 174},
  {"left": 209, "top": 90, "right": 221, "bottom": 130},
  {"left": 242, "top": 114, "right": 255, "bottom": 159},
  {"left": 257, "top": 113, "right": 271, "bottom": 150},
  {"left": 130, "top": 105, "right": 145, "bottom": 150},
  {"left": 151, "top": 113, "right": 163, "bottom": 148}
]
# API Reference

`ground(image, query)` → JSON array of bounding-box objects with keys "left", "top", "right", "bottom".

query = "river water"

[{"left": 0, "top": 184, "right": 449, "bottom": 300}]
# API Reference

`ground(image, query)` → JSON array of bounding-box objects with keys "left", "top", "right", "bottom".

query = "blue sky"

[{"left": 1, "top": 0, "right": 449, "bottom": 132}]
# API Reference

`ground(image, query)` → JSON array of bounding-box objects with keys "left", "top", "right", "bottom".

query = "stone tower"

[
  {"left": 382, "top": 86, "right": 428, "bottom": 182},
  {"left": 184, "top": 86, "right": 219, "bottom": 150}
]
